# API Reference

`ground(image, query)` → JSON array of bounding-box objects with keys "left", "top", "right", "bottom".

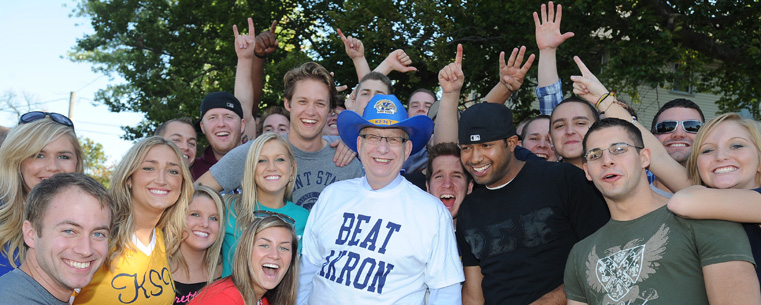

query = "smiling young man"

[
  {"left": 197, "top": 62, "right": 363, "bottom": 209},
  {"left": 425, "top": 142, "right": 473, "bottom": 223},
  {"left": 564, "top": 118, "right": 759, "bottom": 305},
  {"left": 0, "top": 173, "right": 113, "bottom": 305},
  {"left": 649, "top": 99, "right": 705, "bottom": 195},
  {"left": 297, "top": 94, "right": 464, "bottom": 305},
  {"left": 191, "top": 92, "right": 246, "bottom": 180},
  {"left": 549, "top": 98, "right": 599, "bottom": 168},
  {"left": 454, "top": 102, "right": 609, "bottom": 305}
]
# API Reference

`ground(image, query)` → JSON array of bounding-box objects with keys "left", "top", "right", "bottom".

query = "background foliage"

[{"left": 70, "top": 0, "right": 761, "bottom": 140}]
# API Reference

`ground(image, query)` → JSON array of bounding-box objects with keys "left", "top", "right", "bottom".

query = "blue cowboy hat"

[{"left": 338, "top": 94, "right": 433, "bottom": 154}]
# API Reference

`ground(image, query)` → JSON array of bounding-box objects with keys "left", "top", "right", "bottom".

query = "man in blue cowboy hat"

[{"left": 297, "top": 94, "right": 464, "bottom": 305}]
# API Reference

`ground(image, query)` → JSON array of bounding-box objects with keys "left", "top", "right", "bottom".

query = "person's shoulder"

[{"left": 284, "top": 201, "right": 310, "bottom": 217}]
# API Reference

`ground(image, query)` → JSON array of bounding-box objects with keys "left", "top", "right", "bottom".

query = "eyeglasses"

[
  {"left": 359, "top": 133, "right": 408, "bottom": 146},
  {"left": 653, "top": 120, "right": 702, "bottom": 134},
  {"left": 254, "top": 210, "right": 295, "bottom": 226},
  {"left": 584, "top": 142, "right": 643, "bottom": 162},
  {"left": 19, "top": 111, "right": 74, "bottom": 128}
]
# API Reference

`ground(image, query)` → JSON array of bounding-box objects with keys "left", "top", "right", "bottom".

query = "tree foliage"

[
  {"left": 80, "top": 136, "right": 113, "bottom": 188},
  {"left": 70, "top": 0, "right": 761, "bottom": 140}
]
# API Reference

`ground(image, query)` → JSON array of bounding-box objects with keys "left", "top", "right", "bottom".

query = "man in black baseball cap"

[
  {"left": 191, "top": 91, "right": 246, "bottom": 180},
  {"left": 454, "top": 102, "right": 609, "bottom": 305}
]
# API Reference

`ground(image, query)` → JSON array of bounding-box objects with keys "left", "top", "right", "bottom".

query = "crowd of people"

[{"left": 1, "top": 2, "right": 760, "bottom": 305}]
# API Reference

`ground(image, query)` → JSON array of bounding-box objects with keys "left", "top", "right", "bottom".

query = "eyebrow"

[
  {"left": 56, "top": 220, "right": 111, "bottom": 233},
  {"left": 573, "top": 116, "right": 590, "bottom": 121},
  {"left": 170, "top": 133, "right": 196, "bottom": 141}
]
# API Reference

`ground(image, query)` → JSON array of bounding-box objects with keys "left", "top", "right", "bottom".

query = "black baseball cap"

[
  {"left": 200, "top": 92, "right": 244, "bottom": 119},
  {"left": 458, "top": 102, "right": 516, "bottom": 145}
]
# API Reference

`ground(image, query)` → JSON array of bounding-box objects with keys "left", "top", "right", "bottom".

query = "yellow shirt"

[{"left": 74, "top": 229, "right": 175, "bottom": 305}]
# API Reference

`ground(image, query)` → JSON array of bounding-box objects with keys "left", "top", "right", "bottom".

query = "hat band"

[{"left": 368, "top": 118, "right": 399, "bottom": 126}]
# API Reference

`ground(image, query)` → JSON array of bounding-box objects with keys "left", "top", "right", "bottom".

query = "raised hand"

[
  {"left": 233, "top": 17, "right": 256, "bottom": 59},
  {"left": 499, "top": 46, "right": 536, "bottom": 92},
  {"left": 533, "top": 1, "right": 574, "bottom": 50},
  {"left": 438, "top": 44, "right": 464, "bottom": 94},
  {"left": 254, "top": 20, "right": 278, "bottom": 57},
  {"left": 570, "top": 56, "right": 608, "bottom": 104},
  {"left": 337, "top": 28, "right": 365, "bottom": 60},
  {"left": 387, "top": 49, "right": 417, "bottom": 73}
]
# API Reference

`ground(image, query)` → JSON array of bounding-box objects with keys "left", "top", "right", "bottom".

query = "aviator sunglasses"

[
  {"left": 653, "top": 120, "right": 702, "bottom": 134},
  {"left": 19, "top": 111, "right": 75, "bottom": 128},
  {"left": 254, "top": 210, "right": 296, "bottom": 227}
]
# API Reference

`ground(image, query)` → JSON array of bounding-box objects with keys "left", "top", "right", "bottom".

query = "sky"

[{"left": 0, "top": 1, "right": 144, "bottom": 164}]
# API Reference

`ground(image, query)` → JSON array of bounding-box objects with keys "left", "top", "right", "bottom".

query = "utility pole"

[{"left": 68, "top": 91, "right": 76, "bottom": 120}]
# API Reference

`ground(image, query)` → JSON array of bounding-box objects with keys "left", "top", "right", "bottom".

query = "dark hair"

[
  {"left": 426, "top": 142, "right": 473, "bottom": 183},
  {"left": 25, "top": 173, "right": 114, "bottom": 236},
  {"left": 551, "top": 97, "right": 599, "bottom": 123},
  {"left": 357, "top": 72, "right": 393, "bottom": 95},
  {"left": 520, "top": 115, "right": 551, "bottom": 140},
  {"left": 258, "top": 106, "right": 291, "bottom": 133},
  {"left": 409, "top": 88, "right": 436, "bottom": 104},
  {"left": 283, "top": 62, "right": 339, "bottom": 110},
  {"left": 650, "top": 98, "right": 706, "bottom": 132},
  {"left": 583, "top": 118, "right": 644, "bottom": 158},
  {"left": 155, "top": 117, "right": 195, "bottom": 137}
]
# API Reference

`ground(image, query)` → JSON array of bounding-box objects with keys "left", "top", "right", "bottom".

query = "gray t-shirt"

[
  {"left": 209, "top": 134, "right": 363, "bottom": 210},
  {"left": 0, "top": 268, "right": 68, "bottom": 305}
]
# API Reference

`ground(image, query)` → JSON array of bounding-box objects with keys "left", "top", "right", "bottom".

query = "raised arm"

[
  {"left": 337, "top": 28, "right": 371, "bottom": 81},
  {"left": 232, "top": 18, "right": 257, "bottom": 141},
  {"left": 374, "top": 49, "right": 417, "bottom": 75},
  {"left": 483, "top": 46, "right": 535, "bottom": 104},
  {"left": 534, "top": 1, "right": 574, "bottom": 114},
  {"left": 252, "top": 21, "right": 279, "bottom": 112},
  {"left": 434, "top": 44, "right": 464, "bottom": 145},
  {"left": 668, "top": 185, "right": 761, "bottom": 222},
  {"left": 570, "top": 56, "right": 690, "bottom": 192}
]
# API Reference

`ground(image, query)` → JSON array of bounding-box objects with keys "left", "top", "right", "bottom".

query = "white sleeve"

[
  {"left": 424, "top": 207, "right": 465, "bottom": 288},
  {"left": 297, "top": 256, "right": 320, "bottom": 305},
  {"left": 427, "top": 283, "right": 462, "bottom": 305}
]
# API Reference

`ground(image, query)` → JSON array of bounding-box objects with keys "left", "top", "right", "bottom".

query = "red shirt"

[
  {"left": 188, "top": 278, "right": 269, "bottom": 305},
  {"left": 190, "top": 145, "right": 218, "bottom": 180}
]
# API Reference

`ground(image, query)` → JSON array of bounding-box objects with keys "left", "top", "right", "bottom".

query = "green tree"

[
  {"left": 80, "top": 137, "right": 113, "bottom": 188},
  {"left": 70, "top": 0, "right": 761, "bottom": 140}
]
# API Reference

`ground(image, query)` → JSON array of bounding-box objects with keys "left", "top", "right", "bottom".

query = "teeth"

[
  {"left": 302, "top": 119, "right": 317, "bottom": 124},
  {"left": 193, "top": 231, "right": 209, "bottom": 238},
  {"left": 265, "top": 175, "right": 281, "bottom": 180},
  {"left": 604, "top": 174, "right": 617, "bottom": 179},
  {"left": 183, "top": 154, "right": 189, "bottom": 159},
  {"left": 714, "top": 166, "right": 737, "bottom": 174},
  {"left": 215, "top": 132, "right": 230, "bottom": 136},
  {"left": 150, "top": 189, "right": 168, "bottom": 195},
  {"left": 668, "top": 143, "right": 687, "bottom": 147},
  {"left": 263, "top": 263, "right": 279, "bottom": 269},
  {"left": 440, "top": 194, "right": 454, "bottom": 199},
  {"left": 536, "top": 154, "right": 548, "bottom": 159},
  {"left": 374, "top": 158, "right": 391, "bottom": 163},
  {"left": 473, "top": 164, "right": 490, "bottom": 172},
  {"left": 329, "top": 123, "right": 337, "bottom": 128},
  {"left": 64, "top": 259, "right": 91, "bottom": 269}
]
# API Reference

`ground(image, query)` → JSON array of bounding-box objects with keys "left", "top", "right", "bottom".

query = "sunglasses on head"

[
  {"left": 254, "top": 210, "right": 296, "bottom": 227},
  {"left": 19, "top": 111, "right": 75, "bottom": 128},
  {"left": 653, "top": 120, "right": 702, "bottom": 134}
]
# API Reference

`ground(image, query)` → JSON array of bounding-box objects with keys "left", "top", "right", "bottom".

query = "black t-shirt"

[
  {"left": 174, "top": 280, "right": 212, "bottom": 304},
  {"left": 456, "top": 160, "right": 610, "bottom": 305},
  {"left": 744, "top": 187, "right": 761, "bottom": 286}
]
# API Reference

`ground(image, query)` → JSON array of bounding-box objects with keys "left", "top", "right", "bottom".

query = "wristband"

[
  {"left": 595, "top": 91, "right": 616, "bottom": 108},
  {"left": 254, "top": 52, "right": 266, "bottom": 59}
]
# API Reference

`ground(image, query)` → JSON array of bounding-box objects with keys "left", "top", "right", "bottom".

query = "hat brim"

[{"left": 337, "top": 110, "right": 433, "bottom": 154}]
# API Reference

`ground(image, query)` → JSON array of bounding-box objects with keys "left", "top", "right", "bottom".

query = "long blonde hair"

[
  {"left": 108, "top": 136, "right": 192, "bottom": 267},
  {"left": 232, "top": 216, "right": 298, "bottom": 305},
  {"left": 227, "top": 133, "right": 297, "bottom": 232},
  {"left": 686, "top": 113, "right": 761, "bottom": 187},
  {"left": 0, "top": 118, "right": 82, "bottom": 267},
  {"left": 171, "top": 185, "right": 226, "bottom": 284}
]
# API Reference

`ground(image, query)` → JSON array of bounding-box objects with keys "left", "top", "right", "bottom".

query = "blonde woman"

[
  {"left": 221, "top": 133, "right": 308, "bottom": 277},
  {"left": 172, "top": 185, "right": 226, "bottom": 304},
  {"left": 0, "top": 111, "right": 83, "bottom": 276},
  {"left": 74, "top": 136, "right": 193, "bottom": 304},
  {"left": 190, "top": 216, "right": 298, "bottom": 305},
  {"left": 667, "top": 113, "right": 761, "bottom": 283}
]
